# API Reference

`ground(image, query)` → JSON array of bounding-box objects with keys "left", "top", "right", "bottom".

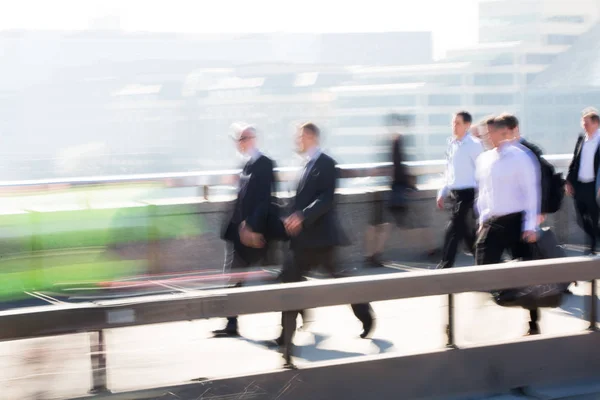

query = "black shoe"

[
  {"left": 360, "top": 318, "right": 374, "bottom": 339},
  {"left": 365, "top": 255, "right": 384, "bottom": 268},
  {"left": 212, "top": 328, "right": 240, "bottom": 338},
  {"left": 526, "top": 328, "right": 540, "bottom": 336},
  {"left": 262, "top": 336, "right": 284, "bottom": 348},
  {"left": 526, "top": 322, "right": 540, "bottom": 336}
]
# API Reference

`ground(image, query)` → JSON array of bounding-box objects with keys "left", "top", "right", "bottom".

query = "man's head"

[
  {"left": 582, "top": 109, "right": 600, "bottom": 136},
  {"left": 231, "top": 124, "right": 257, "bottom": 155},
  {"left": 452, "top": 111, "right": 472, "bottom": 138},
  {"left": 489, "top": 117, "right": 511, "bottom": 148},
  {"left": 296, "top": 122, "right": 320, "bottom": 154},
  {"left": 496, "top": 113, "right": 520, "bottom": 139},
  {"left": 475, "top": 115, "right": 495, "bottom": 150}
]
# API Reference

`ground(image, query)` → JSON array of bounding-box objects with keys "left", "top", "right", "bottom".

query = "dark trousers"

[
  {"left": 440, "top": 188, "right": 476, "bottom": 268},
  {"left": 279, "top": 247, "right": 374, "bottom": 345},
  {"left": 574, "top": 181, "right": 599, "bottom": 252},
  {"left": 222, "top": 242, "right": 252, "bottom": 330},
  {"left": 475, "top": 212, "right": 531, "bottom": 265},
  {"left": 529, "top": 308, "right": 539, "bottom": 331},
  {"left": 476, "top": 212, "right": 538, "bottom": 330}
]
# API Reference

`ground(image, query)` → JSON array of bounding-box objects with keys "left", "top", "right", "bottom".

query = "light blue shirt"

[
  {"left": 305, "top": 146, "right": 322, "bottom": 163},
  {"left": 297, "top": 147, "right": 322, "bottom": 188},
  {"left": 476, "top": 142, "right": 539, "bottom": 232},
  {"left": 248, "top": 148, "right": 262, "bottom": 163},
  {"left": 304, "top": 146, "right": 322, "bottom": 174},
  {"left": 438, "top": 133, "right": 483, "bottom": 199}
]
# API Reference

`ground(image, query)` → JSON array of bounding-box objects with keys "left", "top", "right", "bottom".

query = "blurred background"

[
  {"left": 1, "top": 0, "right": 599, "bottom": 180},
  {"left": 2, "top": 1, "right": 600, "bottom": 398},
  {"left": 0, "top": 0, "right": 599, "bottom": 301}
]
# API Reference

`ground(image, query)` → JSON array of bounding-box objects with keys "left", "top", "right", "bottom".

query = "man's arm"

[
  {"left": 244, "top": 157, "right": 275, "bottom": 233},
  {"left": 436, "top": 141, "right": 452, "bottom": 206},
  {"left": 566, "top": 136, "right": 582, "bottom": 186},
  {"left": 475, "top": 153, "right": 486, "bottom": 229},
  {"left": 300, "top": 158, "right": 336, "bottom": 227},
  {"left": 518, "top": 152, "right": 539, "bottom": 239}
]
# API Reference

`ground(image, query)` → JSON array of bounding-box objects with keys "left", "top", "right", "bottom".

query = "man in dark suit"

[
  {"left": 566, "top": 109, "right": 600, "bottom": 255},
  {"left": 240, "top": 122, "right": 375, "bottom": 362},
  {"left": 213, "top": 124, "right": 275, "bottom": 337}
]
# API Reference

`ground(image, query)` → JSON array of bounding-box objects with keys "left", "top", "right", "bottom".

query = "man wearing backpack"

[
  {"left": 501, "top": 114, "right": 564, "bottom": 220},
  {"left": 501, "top": 114, "right": 570, "bottom": 299}
]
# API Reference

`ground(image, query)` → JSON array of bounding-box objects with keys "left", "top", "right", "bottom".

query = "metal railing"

[
  {"left": 0, "top": 154, "right": 573, "bottom": 195},
  {"left": 0, "top": 255, "right": 598, "bottom": 395}
]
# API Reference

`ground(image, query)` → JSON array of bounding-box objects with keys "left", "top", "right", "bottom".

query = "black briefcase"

[{"left": 493, "top": 228, "right": 569, "bottom": 309}]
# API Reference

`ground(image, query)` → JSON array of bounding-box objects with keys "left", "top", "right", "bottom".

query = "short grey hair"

[
  {"left": 230, "top": 122, "right": 257, "bottom": 140},
  {"left": 241, "top": 125, "right": 257, "bottom": 137}
]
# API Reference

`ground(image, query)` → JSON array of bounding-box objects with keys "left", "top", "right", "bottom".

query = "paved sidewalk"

[{"left": 0, "top": 245, "right": 595, "bottom": 399}]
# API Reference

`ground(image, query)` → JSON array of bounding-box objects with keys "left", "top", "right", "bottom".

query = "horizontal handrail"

[
  {"left": 0, "top": 154, "right": 573, "bottom": 193},
  {"left": 0, "top": 255, "right": 596, "bottom": 341}
]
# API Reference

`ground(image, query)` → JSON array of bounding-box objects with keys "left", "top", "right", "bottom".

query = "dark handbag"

[{"left": 493, "top": 228, "right": 568, "bottom": 309}]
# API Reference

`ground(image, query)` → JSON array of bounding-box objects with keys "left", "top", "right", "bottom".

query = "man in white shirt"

[
  {"left": 476, "top": 117, "right": 540, "bottom": 335},
  {"left": 566, "top": 109, "right": 600, "bottom": 255},
  {"left": 475, "top": 117, "right": 539, "bottom": 266},
  {"left": 436, "top": 111, "right": 483, "bottom": 269}
]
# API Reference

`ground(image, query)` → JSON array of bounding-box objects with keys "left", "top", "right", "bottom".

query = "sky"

[{"left": 0, "top": 0, "right": 479, "bottom": 60}]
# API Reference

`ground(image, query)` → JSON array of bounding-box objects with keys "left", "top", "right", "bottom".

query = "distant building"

[
  {"left": 3, "top": 1, "right": 600, "bottom": 179},
  {"left": 524, "top": 21, "right": 600, "bottom": 153}
]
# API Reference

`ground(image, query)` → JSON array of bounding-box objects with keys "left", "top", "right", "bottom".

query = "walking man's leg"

[
  {"left": 439, "top": 189, "right": 475, "bottom": 269},
  {"left": 213, "top": 242, "right": 248, "bottom": 337}
]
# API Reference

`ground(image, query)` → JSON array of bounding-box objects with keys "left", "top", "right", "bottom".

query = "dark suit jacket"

[
  {"left": 520, "top": 138, "right": 543, "bottom": 159},
  {"left": 264, "top": 152, "right": 350, "bottom": 249},
  {"left": 291, "top": 153, "right": 350, "bottom": 249},
  {"left": 567, "top": 134, "right": 600, "bottom": 188},
  {"left": 221, "top": 154, "right": 275, "bottom": 246}
]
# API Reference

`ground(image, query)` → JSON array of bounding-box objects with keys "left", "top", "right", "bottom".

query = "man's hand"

[
  {"left": 566, "top": 182, "right": 574, "bottom": 196},
  {"left": 436, "top": 197, "right": 444, "bottom": 210},
  {"left": 239, "top": 221, "right": 265, "bottom": 248},
  {"left": 522, "top": 230, "right": 538, "bottom": 243},
  {"left": 284, "top": 212, "right": 304, "bottom": 236}
]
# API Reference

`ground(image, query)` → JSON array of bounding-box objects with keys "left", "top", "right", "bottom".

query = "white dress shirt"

[
  {"left": 578, "top": 130, "right": 600, "bottom": 182},
  {"left": 476, "top": 142, "right": 539, "bottom": 233},
  {"left": 438, "top": 133, "right": 483, "bottom": 199}
]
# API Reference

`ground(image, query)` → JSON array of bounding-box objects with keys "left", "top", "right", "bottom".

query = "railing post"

[
  {"left": 89, "top": 330, "right": 109, "bottom": 394},
  {"left": 446, "top": 293, "right": 457, "bottom": 349},
  {"left": 147, "top": 204, "right": 161, "bottom": 276},
  {"left": 589, "top": 279, "right": 597, "bottom": 331}
]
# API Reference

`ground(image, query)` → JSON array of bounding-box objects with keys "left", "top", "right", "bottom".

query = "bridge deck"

[{"left": 0, "top": 247, "right": 598, "bottom": 400}]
